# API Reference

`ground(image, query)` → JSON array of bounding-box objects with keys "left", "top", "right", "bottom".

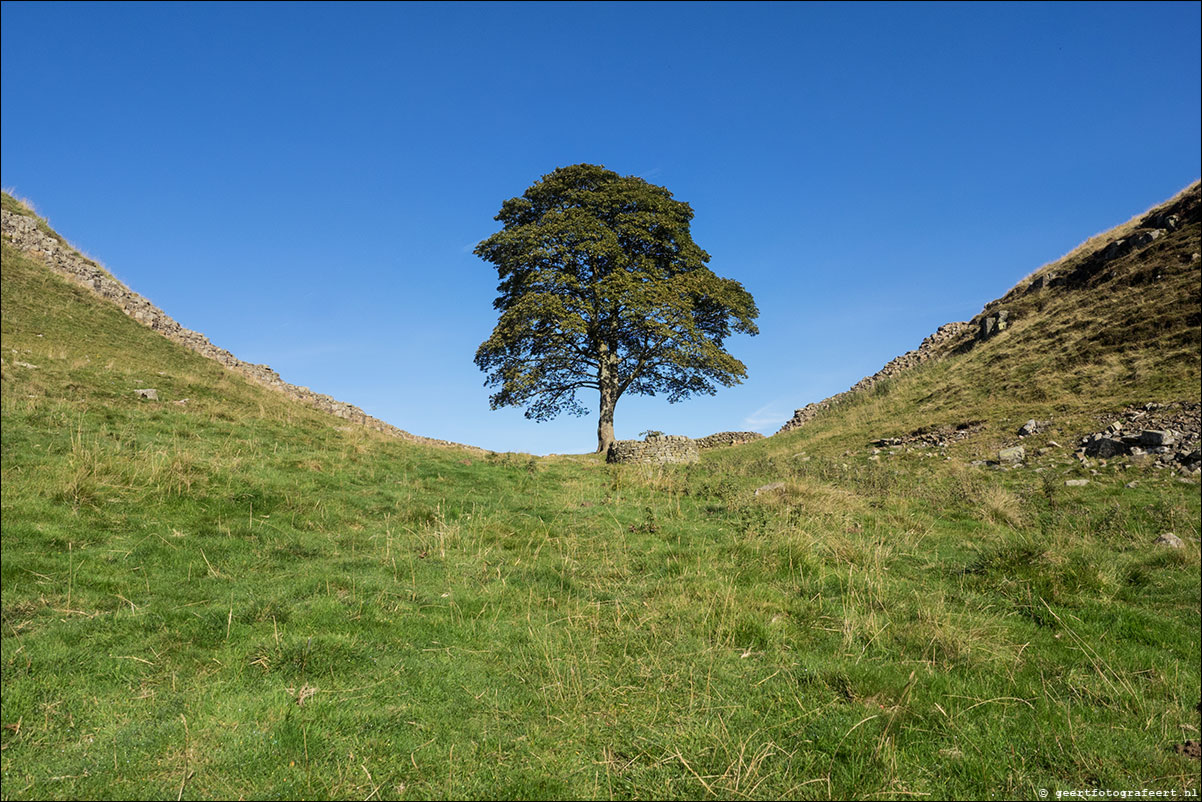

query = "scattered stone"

[
  {"left": 173, "top": 398, "right": 189, "bottom": 406},
  {"left": 12, "top": 360, "right": 39, "bottom": 369},
  {"left": 1047, "top": 440, "right": 1061, "bottom": 448},
  {"left": 1154, "top": 533, "right": 1184, "bottom": 549},
  {"left": 1125, "top": 481, "right": 1138, "bottom": 488},
  {"left": 1017, "top": 419, "right": 1048, "bottom": 437},
  {"left": 135, "top": 388, "right": 158, "bottom": 400},
  {"left": 1065, "top": 479, "right": 1090, "bottom": 487},
  {"left": 754, "top": 482, "right": 786, "bottom": 497},
  {"left": 998, "top": 445, "right": 1025, "bottom": 464},
  {"left": 1075, "top": 403, "right": 1200, "bottom": 473}
]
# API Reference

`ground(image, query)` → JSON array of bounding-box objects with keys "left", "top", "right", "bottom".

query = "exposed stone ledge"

[
  {"left": 778, "top": 184, "right": 1200, "bottom": 437},
  {"left": 2, "top": 208, "right": 485, "bottom": 453}
]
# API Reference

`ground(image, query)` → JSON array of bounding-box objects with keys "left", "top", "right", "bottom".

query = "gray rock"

[
  {"left": 1017, "top": 419, "right": 1041, "bottom": 437},
  {"left": 1065, "top": 479, "right": 1090, "bottom": 487},
  {"left": 754, "top": 482, "right": 786, "bottom": 496},
  {"left": 1083, "top": 437, "right": 1125, "bottom": 459},
  {"left": 1101, "top": 240, "right": 1124, "bottom": 259},
  {"left": 1153, "top": 533, "right": 1184, "bottom": 549},
  {"left": 1140, "top": 430, "right": 1176, "bottom": 447},
  {"left": 998, "top": 445, "right": 1025, "bottom": 464},
  {"left": 1130, "top": 229, "right": 1162, "bottom": 248},
  {"left": 135, "top": 388, "right": 159, "bottom": 400},
  {"left": 978, "top": 309, "right": 1010, "bottom": 341}
]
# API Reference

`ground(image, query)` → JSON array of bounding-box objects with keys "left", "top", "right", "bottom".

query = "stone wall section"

[
  {"left": 2, "top": 208, "right": 484, "bottom": 453},
  {"left": 777, "top": 322, "right": 973, "bottom": 434},
  {"left": 607, "top": 434, "right": 699, "bottom": 465},
  {"left": 695, "top": 431, "right": 765, "bottom": 449}
]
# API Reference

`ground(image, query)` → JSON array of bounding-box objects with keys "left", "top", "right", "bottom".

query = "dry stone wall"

[
  {"left": 2, "top": 208, "right": 484, "bottom": 453},
  {"left": 607, "top": 434, "right": 700, "bottom": 465},
  {"left": 777, "top": 322, "right": 973, "bottom": 434},
  {"left": 695, "top": 431, "right": 765, "bottom": 449}
]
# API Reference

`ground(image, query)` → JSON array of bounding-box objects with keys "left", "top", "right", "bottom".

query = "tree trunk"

[
  {"left": 596, "top": 342, "right": 618, "bottom": 454},
  {"left": 597, "top": 394, "right": 615, "bottom": 454}
]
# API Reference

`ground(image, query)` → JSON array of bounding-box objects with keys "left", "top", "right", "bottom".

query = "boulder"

[
  {"left": 978, "top": 310, "right": 1010, "bottom": 341},
  {"left": 135, "top": 388, "right": 159, "bottom": 400},
  {"left": 1153, "top": 533, "right": 1184, "bottom": 549},
  {"left": 1140, "top": 430, "right": 1176, "bottom": 447},
  {"left": 998, "top": 445, "right": 1025, "bottom": 464},
  {"left": 1083, "top": 437, "right": 1125, "bottom": 459}
]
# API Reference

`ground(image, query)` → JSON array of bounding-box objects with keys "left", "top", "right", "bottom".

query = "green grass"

[{"left": 2, "top": 196, "right": 1201, "bottom": 799}]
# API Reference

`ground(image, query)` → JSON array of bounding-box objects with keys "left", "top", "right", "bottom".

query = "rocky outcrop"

[
  {"left": 986, "top": 185, "right": 1200, "bottom": 314},
  {"left": 695, "top": 431, "right": 765, "bottom": 449},
  {"left": 870, "top": 420, "right": 985, "bottom": 450},
  {"left": 2, "top": 207, "right": 485, "bottom": 453},
  {"left": 607, "top": 434, "right": 699, "bottom": 465},
  {"left": 779, "top": 183, "right": 1200, "bottom": 437},
  {"left": 1075, "top": 402, "right": 1200, "bottom": 474},
  {"left": 976, "top": 309, "right": 1009, "bottom": 342}
]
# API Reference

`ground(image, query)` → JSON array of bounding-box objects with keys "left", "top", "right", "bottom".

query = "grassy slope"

[{"left": 2, "top": 194, "right": 1199, "bottom": 800}]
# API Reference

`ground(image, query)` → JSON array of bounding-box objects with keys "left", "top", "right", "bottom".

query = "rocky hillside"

[
  {"left": 1, "top": 194, "right": 484, "bottom": 453},
  {"left": 779, "top": 181, "right": 1201, "bottom": 434}
]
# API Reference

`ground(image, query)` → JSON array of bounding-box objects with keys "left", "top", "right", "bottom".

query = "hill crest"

[
  {"left": 1, "top": 197, "right": 486, "bottom": 453},
  {"left": 778, "top": 181, "right": 1202, "bottom": 434}
]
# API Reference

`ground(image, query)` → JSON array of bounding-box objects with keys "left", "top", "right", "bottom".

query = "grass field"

[{"left": 2, "top": 196, "right": 1200, "bottom": 799}]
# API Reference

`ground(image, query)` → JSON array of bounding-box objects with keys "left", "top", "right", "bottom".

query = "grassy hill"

[{"left": 2, "top": 189, "right": 1199, "bottom": 799}]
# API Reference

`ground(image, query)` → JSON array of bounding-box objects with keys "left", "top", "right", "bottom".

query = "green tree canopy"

[{"left": 474, "top": 164, "right": 759, "bottom": 453}]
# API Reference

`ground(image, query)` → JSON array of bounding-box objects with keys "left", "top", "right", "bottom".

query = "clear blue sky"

[{"left": 3, "top": 1, "right": 1199, "bottom": 454}]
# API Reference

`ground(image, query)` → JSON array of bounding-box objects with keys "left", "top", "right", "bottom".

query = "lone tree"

[{"left": 474, "top": 164, "right": 759, "bottom": 453}]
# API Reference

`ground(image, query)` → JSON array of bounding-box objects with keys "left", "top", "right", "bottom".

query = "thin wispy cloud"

[{"left": 742, "top": 402, "right": 791, "bottom": 432}]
